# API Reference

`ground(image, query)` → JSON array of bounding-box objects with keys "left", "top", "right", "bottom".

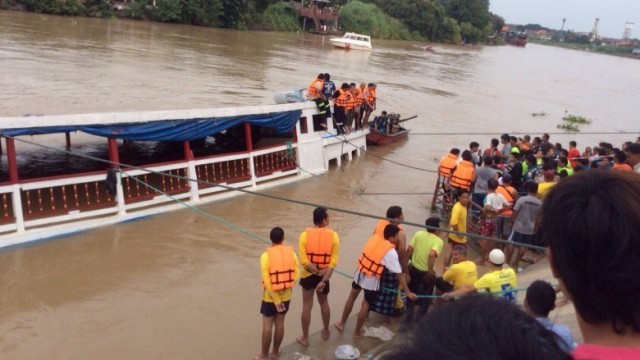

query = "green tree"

[
  {"left": 439, "top": 16, "right": 461, "bottom": 44},
  {"left": 153, "top": 0, "right": 182, "bottom": 22},
  {"left": 490, "top": 13, "right": 504, "bottom": 34},
  {"left": 339, "top": 1, "right": 415, "bottom": 40},
  {"left": 220, "top": 0, "right": 248, "bottom": 29},
  {"left": 262, "top": 2, "right": 299, "bottom": 31}
]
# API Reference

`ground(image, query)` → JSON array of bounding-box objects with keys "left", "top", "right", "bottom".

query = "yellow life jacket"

[
  {"left": 264, "top": 245, "right": 296, "bottom": 291},
  {"left": 450, "top": 160, "right": 475, "bottom": 190},
  {"left": 357, "top": 235, "right": 394, "bottom": 277},
  {"left": 305, "top": 227, "right": 334, "bottom": 269}
]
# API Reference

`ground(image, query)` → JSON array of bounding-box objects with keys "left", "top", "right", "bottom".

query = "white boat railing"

[{"left": 0, "top": 101, "right": 368, "bottom": 247}]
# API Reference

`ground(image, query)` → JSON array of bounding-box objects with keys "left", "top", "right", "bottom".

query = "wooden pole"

[
  {"left": 183, "top": 141, "right": 193, "bottom": 161},
  {"left": 108, "top": 138, "right": 120, "bottom": 168},
  {"left": 65, "top": 132, "right": 71, "bottom": 149},
  {"left": 6, "top": 138, "right": 18, "bottom": 183},
  {"left": 244, "top": 122, "right": 253, "bottom": 152}
]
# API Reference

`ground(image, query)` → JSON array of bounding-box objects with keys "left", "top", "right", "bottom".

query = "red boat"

[
  {"left": 365, "top": 114, "right": 416, "bottom": 146},
  {"left": 504, "top": 32, "right": 527, "bottom": 47},
  {"left": 366, "top": 127, "right": 411, "bottom": 146}
]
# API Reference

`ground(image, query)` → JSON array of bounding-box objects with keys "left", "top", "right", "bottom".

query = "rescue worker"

[
  {"left": 450, "top": 150, "right": 476, "bottom": 197},
  {"left": 351, "top": 83, "right": 363, "bottom": 130},
  {"left": 496, "top": 173, "right": 518, "bottom": 240},
  {"left": 445, "top": 249, "right": 518, "bottom": 303},
  {"left": 307, "top": 73, "right": 329, "bottom": 127},
  {"left": 255, "top": 227, "right": 299, "bottom": 360},
  {"left": 362, "top": 83, "right": 377, "bottom": 127},
  {"left": 297, "top": 207, "right": 340, "bottom": 346},
  {"left": 332, "top": 82, "right": 351, "bottom": 135},
  {"left": 439, "top": 148, "right": 460, "bottom": 183},
  {"left": 353, "top": 225, "right": 417, "bottom": 338},
  {"left": 335, "top": 206, "right": 406, "bottom": 332},
  {"left": 344, "top": 83, "right": 357, "bottom": 134}
]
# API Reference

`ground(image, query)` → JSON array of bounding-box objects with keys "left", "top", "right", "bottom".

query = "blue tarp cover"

[{"left": 3, "top": 110, "right": 301, "bottom": 141}]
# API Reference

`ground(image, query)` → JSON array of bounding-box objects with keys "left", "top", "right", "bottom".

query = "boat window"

[{"left": 357, "top": 37, "right": 364, "bottom": 41}]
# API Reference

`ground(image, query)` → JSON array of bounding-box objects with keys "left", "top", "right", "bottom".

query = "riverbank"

[
  {"left": 277, "top": 247, "right": 582, "bottom": 359},
  {"left": 529, "top": 37, "right": 640, "bottom": 60}
]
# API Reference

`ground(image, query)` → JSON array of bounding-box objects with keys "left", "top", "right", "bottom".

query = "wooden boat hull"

[{"left": 366, "top": 129, "right": 410, "bottom": 145}]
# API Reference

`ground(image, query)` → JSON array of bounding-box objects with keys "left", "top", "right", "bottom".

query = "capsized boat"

[{"left": 329, "top": 32, "right": 372, "bottom": 51}]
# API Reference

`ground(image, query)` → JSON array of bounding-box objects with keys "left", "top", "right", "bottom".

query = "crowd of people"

[
  {"left": 306, "top": 73, "right": 377, "bottom": 134},
  {"left": 438, "top": 134, "right": 640, "bottom": 271},
  {"left": 254, "top": 133, "right": 640, "bottom": 360}
]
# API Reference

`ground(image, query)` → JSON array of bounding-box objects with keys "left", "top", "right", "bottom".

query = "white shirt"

[
  {"left": 352, "top": 246, "right": 401, "bottom": 291},
  {"left": 484, "top": 192, "right": 508, "bottom": 211}
]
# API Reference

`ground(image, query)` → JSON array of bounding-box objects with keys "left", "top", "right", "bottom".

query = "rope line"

[
  {"left": 5, "top": 135, "right": 546, "bottom": 250},
  {"left": 323, "top": 131, "right": 439, "bottom": 173}
]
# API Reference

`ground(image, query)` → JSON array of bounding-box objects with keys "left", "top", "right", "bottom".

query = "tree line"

[{"left": 1, "top": 0, "right": 505, "bottom": 43}]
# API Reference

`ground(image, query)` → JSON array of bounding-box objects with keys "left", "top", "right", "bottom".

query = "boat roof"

[
  {"left": 343, "top": 32, "right": 370, "bottom": 38},
  {"left": 0, "top": 103, "right": 309, "bottom": 142}
]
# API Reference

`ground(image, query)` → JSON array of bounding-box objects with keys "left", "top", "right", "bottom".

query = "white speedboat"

[{"left": 329, "top": 32, "right": 372, "bottom": 51}]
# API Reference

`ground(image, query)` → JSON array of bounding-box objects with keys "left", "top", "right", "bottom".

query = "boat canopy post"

[
  {"left": 65, "top": 132, "right": 71, "bottom": 149},
  {"left": 184, "top": 140, "right": 199, "bottom": 202},
  {"left": 6, "top": 138, "right": 19, "bottom": 184},
  {"left": 108, "top": 138, "right": 126, "bottom": 215},
  {"left": 244, "top": 122, "right": 253, "bottom": 152},
  {"left": 6, "top": 137, "right": 25, "bottom": 232}
]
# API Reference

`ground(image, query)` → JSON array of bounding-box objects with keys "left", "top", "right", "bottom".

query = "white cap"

[{"left": 489, "top": 249, "right": 506, "bottom": 265}]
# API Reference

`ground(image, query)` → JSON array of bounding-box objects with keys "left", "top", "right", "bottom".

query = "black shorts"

[
  {"left": 509, "top": 231, "right": 534, "bottom": 246},
  {"left": 299, "top": 274, "right": 330, "bottom": 294},
  {"left": 351, "top": 281, "right": 362, "bottom": 290},
  {"left": 435, "top": 277, "right": 454, "bottom": 293},
  {"left": 363, "top": 289, "right": 380, "bottom": 305},
  {"left": 260, "top": 300, "right": 290, "bottom": 317}
]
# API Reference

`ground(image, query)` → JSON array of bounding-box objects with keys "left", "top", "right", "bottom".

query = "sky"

[{"left": 490, "top": 0, "right": 640, "bottom": 39}]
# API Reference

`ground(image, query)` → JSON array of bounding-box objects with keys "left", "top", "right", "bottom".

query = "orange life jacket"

[
  {"left": 450, "top": 160, "right": 475, "bottom": 190},
  {"left": 496, "top": 185, "right": 515, "bottom": 216},
  {"left": 374, "top": 220, "right": 403, "bottom": 246},
  {"left": 357, "top": 235, "right": 394, "bottom": 277},
  {"left": 354, "top": 88, "right": 363, "bottom": 106},
  {"left": 263, "top": 245, "right": 296, "bottom": 291},
  {"left": 304, "top": 227, "right": 334, "bottom": 269},
  {"left": 334, "top": 88, "right": 351, "bottom": 108},
  {"left": 307, "top": 78, "right": 324, "bottom": 99},
  {"left": 346, "top": 91, "right": 356, "bottom": 110},
  {"left": 366, "top": 88, "right": 376, "bottom": 104},
  {"left": 439, "top": 153, "right": 458, "bottom": 177},
  {"left": 612, "top": 163, "right": 633, "bottom": 171}
]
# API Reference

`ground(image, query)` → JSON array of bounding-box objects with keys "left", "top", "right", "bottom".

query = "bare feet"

[
  {"left": 270, "top": 351, "right": 281, "bottom": 360},
  {"left": 322, "top": 329, "right": 331, "bottom": 340},
  {"left": 253, "top": 353, "right": 268, "bottom": 360},
  {"left": 296, "top": 336, "right": 309, "bottom": 347},
  {"left": 334, "top": 322, "right": 345, "bottom": 332},
  {"left": 353, "top": 330, "right": 363, "bottom": 339}
]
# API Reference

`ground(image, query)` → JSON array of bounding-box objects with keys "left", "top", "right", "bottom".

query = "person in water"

[{"left": 255, "top": 227, "right": 299, "bottom": 360}]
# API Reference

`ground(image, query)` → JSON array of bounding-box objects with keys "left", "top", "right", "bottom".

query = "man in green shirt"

[{"left": 404, "top": 217, "right": 444, "bottom": 323}]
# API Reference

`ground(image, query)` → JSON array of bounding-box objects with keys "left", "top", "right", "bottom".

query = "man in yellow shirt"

[
  {"left": 446, "top": 249, "right": 518, "bottom": 303},
  {"left": 435, "top": 245, "right": 477, "bottom": 293},
  {"left": 256, "top": 227, "right": 299, "bottom": 360},
  {"left": 444, "top": 190, "right": 470, "bottom": 270},
  {"left": 297, "top": 207, "right": 340, "bottom": 346}
]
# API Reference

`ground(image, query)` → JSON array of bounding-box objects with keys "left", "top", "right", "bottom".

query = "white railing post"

[
  {"left": 187, "top": 160, "right": 200, "bottom": 201},
  {"left": 249, "top": 153, "right": 257, "bottom": 188},
  {"left": 116, "top": 172, "right": 126, "bottom": 215},
  {"left": 11, "top": 184, "right": 25, "bottom": 233}
]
